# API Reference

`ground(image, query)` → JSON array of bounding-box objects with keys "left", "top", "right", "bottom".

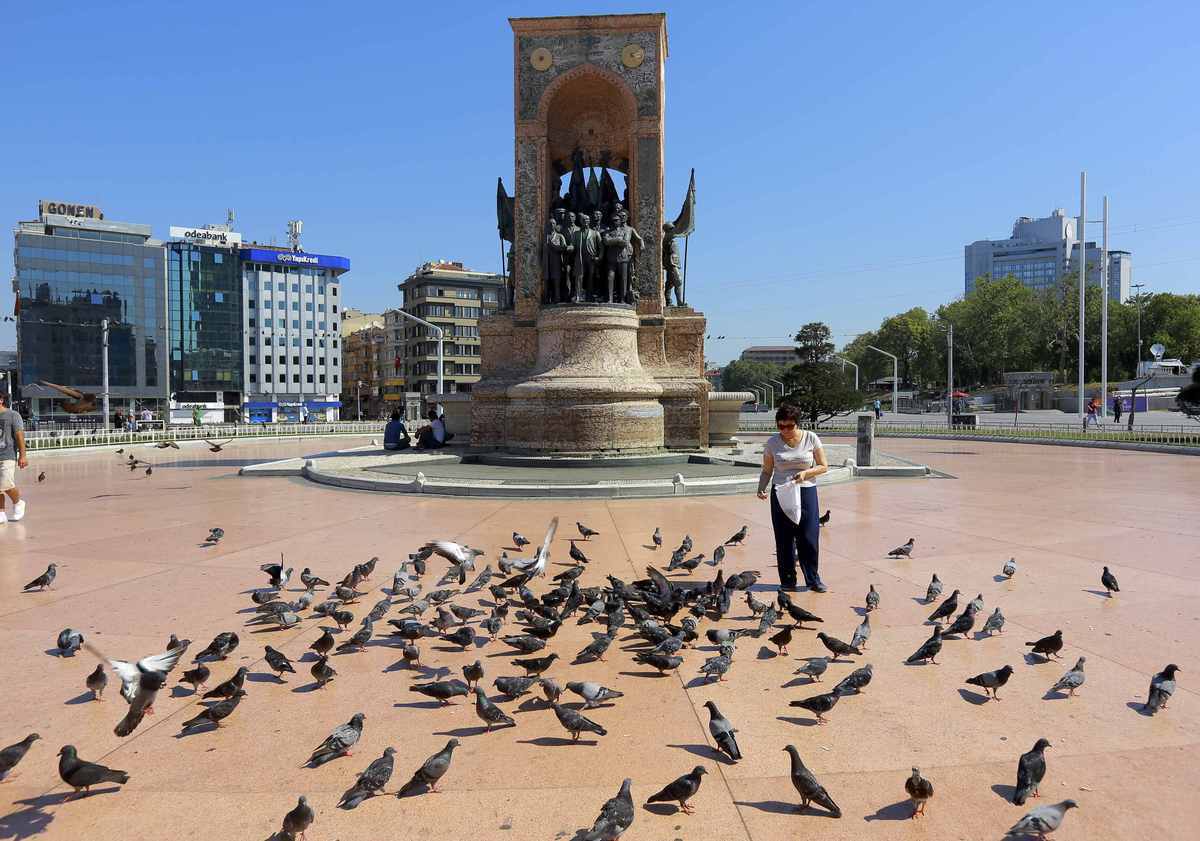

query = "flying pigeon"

[
  {"left": 1014, "top": 738, "right": 1051, "bottom": 805},
  {"left": 784, "top": 745, "right": 840, "bottom": 817},
  {"left": 965, "top": 665, "right": 1014, "bottom": 700},
  {"left": 1005, "top": 800, "right": 1078, "bottom": 838},
  {"left": 89, "top": 640, "right": 188, "bottom": 716},
  {"left": 397, "top": 738, "right": 460, "bottom": 796},
  {"left": 308, "top": 713, "right": 365, "bottom": 767},
  {"left": 1048, "top": 657, "right": 1086, "bottom": 698},
  {"left": 57, "top": 745, "right": 129, "bottom": 796},
  {"left": 203, "top": 438, "right": 233, "bottom": 453},
  {"left": 905, "top": 767, "right": 933, "bottom": 818},
  {"left": 703, "top": 701, "right": 741, "bottom": 761},
  {"left": 887, "top": 538, "right": 915, "bottom": 558},
  {"left": 645, "top": 766, "right": 707, "bottom": 814}
]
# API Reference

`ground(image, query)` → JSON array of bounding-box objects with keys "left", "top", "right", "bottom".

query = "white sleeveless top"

[{"left": 765, "top": 430, "right": 823, "bottom": 488}]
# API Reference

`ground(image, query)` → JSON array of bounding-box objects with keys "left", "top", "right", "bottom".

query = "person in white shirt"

[
  {"left": 416, "top": 409, "right": 453, "bottom": 449},
  {"left": 756, "top": 403, "right": 829, "bottom": 592}
]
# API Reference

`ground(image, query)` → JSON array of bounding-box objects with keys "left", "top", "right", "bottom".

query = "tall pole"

[
  {"left": 682, "top": 235, "right": 689, "bottom": 306},
  {"left": 946, "top": 323, "right": 954, "bottom": 427},
  {"left": 1101, "top": 195, "right": 1109, "bottom": 419},
  {"left": 867, "top": 345, "right": 898, "bottom": 414},
  {"left": 101, "top": 318, "right": 110, "bottom": 431},
  {"left": 831, "top": 355, "right": 858, "bottom": 390},
  {"left": 1132, "top": 281, "right": 1145, "bottom": 376},
  {"left": 390, "top": 308, "right": 445, "bottom": 413},
  {"left": 1077, "top": 171, "right": 1087, "bottom": 419}
]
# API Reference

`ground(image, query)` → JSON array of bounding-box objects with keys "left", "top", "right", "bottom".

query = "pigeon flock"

[{"left": 4, "top": 506, "right": 1185, "bottom": 841}]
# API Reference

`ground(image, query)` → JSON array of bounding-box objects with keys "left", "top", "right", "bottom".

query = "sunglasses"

[{"left": 776, "top": 422, "right": 797, "bottom": 430}]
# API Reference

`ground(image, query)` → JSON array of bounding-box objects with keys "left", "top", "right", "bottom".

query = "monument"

[{"left": 474, "top": 13, "right": 708, "bottom": 454}]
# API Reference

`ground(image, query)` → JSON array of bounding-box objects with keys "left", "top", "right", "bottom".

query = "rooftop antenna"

[
  {"left": 225, "top": 208, "right": 236, "bottom": 231},
  {"left": 287, "top": 219, "right": 303, "bottom": 252}
]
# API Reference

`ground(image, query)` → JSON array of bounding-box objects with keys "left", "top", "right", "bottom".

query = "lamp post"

[
  {"left": 1131, "top": 282, "right": 1146, "bottom": 375},
  {"left": 830, "top": 355, "right": 859, "bottom": 391},
  {"left": 356, "top": 380, "right": 364, "bottom": 421},
  {"left": 866, "top": 345, "right": 898, "bottom": 414},
  {"left": 390, "top": 307, "right": 445, "bottom": 412},
  {"left": 750, "top": 385, "right": 767, "bottom": 412},
  {"left": 768, "top": 378, "right": 786, "bottom": 404},
  {"left": 756, "top": 382, "right": 774, "bottom": 411},
  {"left": 101, "top": 318, "right": 110, "bottom": 431}
]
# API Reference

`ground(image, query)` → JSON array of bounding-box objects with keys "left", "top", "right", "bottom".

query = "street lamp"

[
  {"left": 749, "top": 385, "right": 766, "bottom": 412},
  {"left": 390, "top": 307, "right": 445, "bottom": 412},
  {"left": 866, "top": 345, "right": 899, "bottom": 414},
  {"left": 1131, "top": 282, "right": 1146, "bottom": 375},
  {"left": 768, "top": 378, "right": 786, "bottom": 403},
  {"left": 755, "top": 383, "right": 774, "bottom": 411},
  {"left": 830, "top": 355, "right": 859, "bottom": 391},
  {"left": 356, "top": 380, "right": 364, "bottom": 421}
]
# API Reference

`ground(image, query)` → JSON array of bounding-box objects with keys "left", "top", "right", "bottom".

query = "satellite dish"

[{"left": 1150, "top": 343, "right": 1166, "bottom": 361}]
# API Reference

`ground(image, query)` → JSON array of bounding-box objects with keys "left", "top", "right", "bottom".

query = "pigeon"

[
  {"left": 580, "top": 778, "right": 634, "bottom": 841},
  {"left": 1101, "top": 566, "right": 1120, "bottom": 597},
  {"left": 37, "top": 471, "right": 46, "bottom": 483},
  {"left": 850, "top": 616, "right": 871, "bottom": 650},
  {"left": 1144, "top": 663, "right": 1179, "bottom": 715},
  {"left": 195, "top": 632, "right": 238, "bottom": 661},
  {"left": 927, "top": 590, "right": 960, "bottom": 625},
  {"left": 832, "top": 663, "right": 873, "bottom": 695},
  {"left": 965, "top": 665, "right": 1014, "bottom": 700},
  {"left": 569, "top": 540, "right": 589, "bottom": 564},
  {"left": 646, "top": 766, "right": 707, "bottom": 814},
  {"left": 202, "top": 666, "right": 248, "bottom": 699},
  {"left": 501, "top": 634, "right": 546, "bottom": 654},
  {"left": 57, "top": 628, "right": 84, "bottom": 656},
  {"left": 308, "top": 713, "right": 365, "bottom": 767},
  {"left": 260, "top": 560, "right": 292, "bottom": 590},
  {"left": 905, "top": 767, "right": 933, "bottom": 818},
  {"left": 310, "top": 628, "right": 335, "bottom": 657},
  {"left": 968, "top": 593, "right": 985, "bottom": 613},
  {"left": 297, "top": 568, "right": 328, "bottom": 590},
  {"left": 887, "top": 538, "right": 915, "bottom": 558},
  {"left": 481, "top": 616, "right": 502, "bottom": 639},
  {"left": 145, "top": 465, "right": 153, "bottom": 476},
  {"left": 652, "top": 527, "right": 662, "bottom": 549},
  {"left": 1025, "top": 630, "right": 1064, "bottom": 661},
  {"left": 410, "top": 679, "right": 470, "bottom": 705},
  {"left": 0, "top": 734, "right": 40, "bottom": 782},
  {"left": 154, "top": 440, "right": 181, "bottom": 449},
  {"left": 709, "top": 545, "right": 725, "bottom": 566},
  {"left": 818, "top": 509, "right": 831, "bottom": 526},
  {"left": 332, "top": 610, "right": 354, "bottom": 631},
  {"left": 402, "top": 642, "right": 421, "bottom": 668},
  {"left": 784, "top": 745, "right": 840, "bottom": 817},
  {"left": 23, "top": 563, "right": 57, "bottom": 591},
  {"left": 179, "top": 664, "right": 210, "bottom": 693},
  {"left": 944, "top": 604, "right": 979, "bottom": 639},
  {"left": 746, "top": 592, "right": 769, "bottom": 617},
  {"left": 724, "top": 525, "right": 748, "bottom": 546},
  {"left": 576, "top": 521, "right": 599, "bottom": 540},
  {"left": 203, "top": 438, "right": 233, "bottom": 453},
  {"left": 512, "top": 532, "right": 530, "bottom": 549},
  {"left": 782, "top": 601, "right": 823, "bottom": 629},
  {"left": 493, "top": 675, "right": 538, "bottom": 699},
  {"left": 280, "top": 795, "right": 314, "bottom": 841},
  {"left": 465, "top": 565, "right": 493, "bottom": 593},
  {"left": 1002, "top": 557, "right": 1017, "bottom": 578},
  {"left": 423, "top": 540, "right": 484, "bottom": 570},
  {"left": 699, "top": 646, "right": 734, "bottom": 683},
  {"left": 792, "top": 657, "right": 829, "bottom": 682},
  {"left": 816, "top": 632, "right": 861, "bottom": 660},
  {"left": 179, "top": 689, "right": 246, "bottom": 731},
  {"left": 397, "top": 739, "right": 460, "bottom": 796},
  {"left": 576, "top": 632, "right": 615, "bottom": 663},
  {"left": 982, "top": 607, "right": 1006, "bottom": 635},
  {"left": 441, "top": 625, "right": 474, "bottom": 650},
  {"left": 264, "top": 646, "right": 296, "bottom": 679},
  {"left": 335, "top": 585, "right": 365, "bottom": 604},
  {"left": 1049, "top": 657, "right": 1086, "bottom": 698},
  {"left": 512, "top": 652, "right": 559, "bottom": 677},
  {"left": 634, "top": 652, "right": 683, "bottom": 674},
  {"left": 335, "top": 621, "right": 374, "bottom": 653},
  {"left": 57, "top": 745, "right": 129, "bottom": 796},
  {"left": 763, "top": 621, "right": 792, "bottom": 655},
  {"left": 90, "top": 640, "right": 188, "bottom": 713},
  {"left": 1005, "top": 800, "right": 1078, "bottom": 838},
  {"left": 205, "top": 527, "right": 224, "bottom": 545},
  {"left": 474, "top": 686, "right": 516, "bottom": 730},
  {"left": 552, "top": 701, "right": 607, "bottom": 740},
  {"left": 566, "top": 681, "right": 624, "bottom": 709},
  {"left": 366, "top": 597, "right": 393, "bottom": 623},
  {"left": 462, "top": 659, "right": 484, "bottom": 689},
  {"left": 791, "top": 690, "right": 841, "bottom": 724},
  {"left": 85, "top": 664, "right": 107, "bottom": 700},
  {"left": 1014, "top": 738, "right": 1051, "bottom": 805},
  {"left": 864, "top": 584, "right": 880, "bottom": 612},
  {"left": 905, "top": 627, "right": 943, "bottom": 665},
  {"left": 925, "top": 573, "right": 943, "bottom": 603},
  {"left": 725, "top": 570, "right": 761, "bottom": 590},
  {"left": 251, "top": 590, "right": 280, "bottom": 607},
  {"left": 338, "top": 747, "right": 396, "bottom": 809},
  {"left": 310, "top": 655, "right": 337, "bottom": 688},
  {"left": 703, "top": 701, "right": 741, "bottom": 761}
]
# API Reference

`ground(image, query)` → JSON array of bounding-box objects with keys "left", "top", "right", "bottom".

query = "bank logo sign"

[
  {"left": 170, "top": 226, "right": 243, "bottom": 247},
  {"left": 239, "top": 247, "right": 351, "bottom": 271}
]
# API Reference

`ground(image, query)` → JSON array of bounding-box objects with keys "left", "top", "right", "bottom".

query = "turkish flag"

[{"left": 394, "top": 356, "right": 401, "bottom": 373}]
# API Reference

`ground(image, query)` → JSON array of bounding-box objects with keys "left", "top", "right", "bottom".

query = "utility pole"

[
  {"left": 1100, "top": 195, "right": 1109, "bottom": 419},
  {"left": 831, "top": 355, "right": 858, "bottom": 390},
  {"left": 1077, "top": 171, "right": 1087, "bottom": 419},
  {"left": 101, "top": 318, "right": 110, "bottom": 431},
  {"left": 866, "top": 345, "right": 898, "bottom": 414},
  {"left": 946, "top": 323, "right": 954, "bottom": 427},
  {"left": 1131, "top": 282, "right": 1146, "bottom": 375}
]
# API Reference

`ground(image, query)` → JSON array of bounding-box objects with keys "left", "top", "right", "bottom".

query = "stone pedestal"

[
  {"left": 856, "top": 413, "right": 875, "bottom": 466},
  {"left": 708, "top": 391, "right": 755, "bottom": 446}
]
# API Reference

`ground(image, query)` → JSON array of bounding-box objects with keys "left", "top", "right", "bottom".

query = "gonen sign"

[
  {"left": 169, "top": 226, "right": 243, "bottom": 247},
  {"left": 39, "top": 200, "right": 104, "bottom": 220}
]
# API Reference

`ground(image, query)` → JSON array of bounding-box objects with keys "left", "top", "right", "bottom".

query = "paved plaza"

[{"left": 1, "top": 436, "right": 1197, "bottom": 840}]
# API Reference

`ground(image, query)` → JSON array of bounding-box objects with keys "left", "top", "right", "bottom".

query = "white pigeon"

[
  {"left": 87, "top": 643, "right": 189, "bottom": 704},
  {"left": 507, "top": 517, "right": 559, "bottom": 578},
  {"left": 423, "top": 540, "right": 483, "bottom": 571},
  {"left": 1002, "top": 557, "right": 1017, "bottom": 578}
]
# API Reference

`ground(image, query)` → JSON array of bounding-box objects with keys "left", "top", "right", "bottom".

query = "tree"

[
  {"left": 1177, "top": 366, "right": 1200, "bottom": 423},
  {"left": 782, "top": 322, "right": 865, "bottom": 424},
  {"left": 720, "top": 359, "right": 786, "bottom": 394},
  {"left": 873, "top": 308, "right": 939, "bottom": 387}
]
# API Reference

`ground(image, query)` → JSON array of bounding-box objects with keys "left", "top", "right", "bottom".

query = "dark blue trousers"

[{"left": 770, "top": 484, "right": 822, "bottom": 588}]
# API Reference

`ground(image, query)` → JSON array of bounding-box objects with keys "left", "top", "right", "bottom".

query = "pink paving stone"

[{"left": 0, "top": 435, "right": 1197, "bottom": 840}]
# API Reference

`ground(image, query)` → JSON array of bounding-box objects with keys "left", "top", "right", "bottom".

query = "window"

[
  {"left": 293, "top": 374, "right": 300, "bottom": 383},
  {"left": 305, "top": 302, "right": 313, "bottom": 311},
  {"left": 214, "top": 291, "right": 224, "bottom": 303},
  {"left": 319, "top": 357, "right": 326, "bottom": 367},
  {"left": 292, "top": 338, "right": 300, "bottom": 347},
  {"left": 332, "top": 286, "right": 338, "bottom": 296},
  {"left": 318, "top": 321, "right": 326, "bottom": 330},
  {"left": 249, "top": 355, "right": 257, "bottom": 364},
  {"left": 305, "top": 284, "right": 313, "bottom": 293},
  {"left": 333, "top": 374, "right": 338, "bottom": 383},
  {"left": 264, "top": 336, "right": 271, "bottom": 346},
  {"left": 332, "top": 357, "right": 338, "bottom": 366},
  {"left": 277, "top": 318, "right": 285, "bottom": 327},
  {"left": 331, "top": 322, "right": 337, "bottom": 331},
  {"left": 276, "top": 282, "right": 285, "bottom": 291},
  {"left": 291, "top": 302, "right": 299, "bottom": 311},
  {"left": 278, "top": 355, "right": 285, "bottom": 364},
  {"left": 292, "top": 356, "right": 300, "bottom": 365},
  {"left": 278, "top": 374, "right": 285, "bottom": 383},
  {"left": 248, "top": 299, "right": 256, "bottom": 308},
  {"left": 318, "top": 339, "right": 325, "bottom": 348},
  {"left": 306, "top": 338, "right": 313, "bottom": 347},
  {"left": 292, "top": 283, "right": 299, "bottom": 293},
  {"left": 319, "top": 374, "right": 326, "bottom": 383},
  {"left": 264, "top": 300, "right": 272, "bottom": 309},
  {"left": 306, "top": 356, "right": 313, "bottom": 365},
  {"left": 250, "top": 337, "right": 257, "bottom": 346},
  {"left": 248, "top": 318, "right": 256, "bottom": 328},
  {"left": 305, "top": 320, "right": 313, "bottom": 329},
  {"left": 332, "top": 304, "right": 338, "bottom": 313},
  {"left": 291, "top": 319, "right": 299, "bottom": 329},
  {"left": 213, "top": 253, "right": 224, "bottom": 264},
  {"left": 306, "top": 374, "right": 313, "bottom": 383},
  {"left": 333, "top": 339, "right": 338, "bottom": 348}
]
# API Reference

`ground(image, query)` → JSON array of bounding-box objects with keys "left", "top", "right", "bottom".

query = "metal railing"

[{"left": 23, "top": 421, "right": 386, "bottom": 452}]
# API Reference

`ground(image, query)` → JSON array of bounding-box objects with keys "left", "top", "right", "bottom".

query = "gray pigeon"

[
  {"left": 1048, "top": 657, "right": 1086, "bottom": 698},
  {"left": 703, "top": 700, "right": 741, "bottom": 761},
  {"left": 887, "top": 538, "right": 915, "bottom": 558},
  {"left": 816, "top": 632, "right": 861, "bottom": 659},
  {"left": 925, "top": 573, "right": 942, "bottom": 603},
  {"left": 792, "top": 657, "right": 829, "bottom": 682},
  {"left": 698, "top": 649, "right": 733, "bottom": 683},
  {"left": 397, "top": 738, "right": 460, "bottom": 796},
  {"left": 1002, "top": 557, "right": 1017, "bottom": 578},
  {"left": 202, "top": 666, "right": 248, "bottom": 700},
  {"left": 567, "top": 681, "right": 624, "bottom": 709},
  {"left": 927, "top": 589, "right": 960, "bottom": 625},
  {"left": 179, "top": 688, "right": 245, "bottom": 731},
  {"left": 965, "top": 665, "right": 1014, "bottom": 701},
  {"left": 790, "top": 690, "right": 841, "bottom": 724},
  {"left": 580, "top": 778, "right": 634, "bottom": 841},
  {"left": 905, "top": 626, "right": 943, "bottom": 665},
  {"left": 651, "top": 527, "right": 662, "bottom": 549},
  {"left": 645, "top": 765, "right": 707, "bottom": 814},
  {"left": 57, "top": 628, "right": 84, "bottom": 657},
  {"left": 539, "top": 676, "right": 563, "bottom": 704},
  {"left": 474, "top": 686, "right": 516, "bottom": 730},
  {"left": 0, "top": 734, "right": 40, "bottom": 782},
  {"left": 57, "top": 745, "right": 129, "bottom": 795},
  {"left": 280, "top": 796, "right": 314, "bottom": 841},
  {"left": 338, "top": 747, "right": 395, "bottom": 809},
  {"left": 410, "top": 679, "right": 469, "bottom": 705},
  {"left": 1014, "top": 738, "right": 1051, "bottom": 805},
  {"left": 905, "top": 767, "right": 933, "bottom": 818},
  {"left": 850, "top": 615, "right": 871, "bottom": 650},
  {"left": 944, "top": 604, "right": 979, "bottom": 639},
  {"left": 784, "top": 744, "right": 840, "bottom": 817},
  {"left": 308, "top": 713, "right": 365, "bottom": 767},
  {"left": 23, "top": 563, "right": 57, "bottom": 591},
  {"left": 745, "top": 592, "right": 769, "bottom": 617},
  {"left": 552, "top": 702, "right": 607, "bottom": 740},
  {"left": 1005, "top": 799, "right": 1077, "bottom": 838},
  {"left": 833, "top": 663, "right": 873, "bottom": 695},
  {"left": 264, "top": 646, "right": 296, "bottom": 679},
  {"left": 1144, "top": 663, "right": 1179, "bottom": 715},
  {"left": 86, "top": 664, "right": 107, "bottom": 700},
  {"left": 493, "top": 675, "right": 537, "bottom": 699},
  {"left": 982, "top": 607, "right": 1006, "bottom": 635},
  {"left": 310, "top": 655, "right": 337, "bottom": 688},
  {"left": 864, "top": 584, "right": 880, "bottom": 612}
]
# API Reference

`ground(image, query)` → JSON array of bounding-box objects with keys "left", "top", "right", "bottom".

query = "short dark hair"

[
  {"left": 427, "top": 409, "right": 438, "bottom": 420},
  {"left": 775, "top": 403, "right": 802, "bottom": 424},
  {"left": 390, "top": 409, "right": 401, "bottom": 421}
]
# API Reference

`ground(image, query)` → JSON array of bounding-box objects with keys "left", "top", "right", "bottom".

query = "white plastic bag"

[{"left": 777, "top": 479, "right": 803, "bottom": 525}]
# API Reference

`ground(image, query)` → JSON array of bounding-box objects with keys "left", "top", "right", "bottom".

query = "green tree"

[
  {"left": 720, "top": 359, "right": 786, "bottom": 394},
  {"left": 782, "top": 322, "right": 865, "bottom": 424},
  {"left": 1177, "top": 366, "right": 1200, "bottom": 422},
  {"left": 873, "top": 307, "right": 938, "bottom": 387}
]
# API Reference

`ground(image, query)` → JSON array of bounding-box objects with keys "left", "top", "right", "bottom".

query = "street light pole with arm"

[{"left": 866, "top": 345, "right": 898, "bottom": 413}]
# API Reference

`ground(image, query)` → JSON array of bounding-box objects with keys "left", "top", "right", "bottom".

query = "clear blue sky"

[{"left": 3, "top": 1, "right": 1198, "bottom": 364}]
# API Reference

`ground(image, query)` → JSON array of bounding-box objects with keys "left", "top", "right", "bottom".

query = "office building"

[
  {"left": 964, "top": 209, "right": 1131, "bottom": 301},
  {"left": 739, "top": 346, "right": 797, "bottom": 366},
  {"left": 340, "top": 308, "right": 383, "bottom": 335},
  {"left": 165, "top": 226, "right": 244, "bottom": 422},
  {"left": 340, "top": 324, "right": 386, "bottom": 419},
  {"left": 13, "top": 202, "right": 166, "bottom": 420},
  {"left": 396, "top": 261, "right": 503, "bottom": 399},
  {"left": 240, "top": 243, "right": 350, "bottom": 422}
]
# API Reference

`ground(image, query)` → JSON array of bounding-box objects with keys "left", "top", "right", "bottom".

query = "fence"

[
  {"left": 23, "top": 421, "right": 386, "bottom": 452},
  {"left": 737, "top": 418, "right": 1200, "bottom": 449}
]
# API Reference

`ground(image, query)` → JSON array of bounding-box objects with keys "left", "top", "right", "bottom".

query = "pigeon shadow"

[
  {"left": 851, "top": 606, "right": 870, "bottom": 617},
  {"left": 863, "top": 799, "right": 914, "bottom": 821},
  {"left": 911, "top": 596, "right": 931, "bottom": 605},
  {"left": 667, "top": 743, "right": 734, "bottom": 765},
  {"left": 43, "top": 649, "right": 73, "bottom": 658},
  {"left": 733, "top": 800, "right": 810, "bottom": 816},
  {"left": 642, "top": 803, "right": 679, "bottom": 816},
  {"left": 957, "top": 688, "right": 991, "bottom": 705},
  {"left": 170, "top": 685, "right": 197, "bottom": 698},
  {"left": 432, "top": 645, "right": 474, "bottom": 654},
  {"left": 1082, "top": 589, "right": 1113, "bottom": 599},
  {"left": 291, "top": 681, "right": 326, "bottom": 693},
  {"left": 174, "top": 722, "right": 219, "bottom": 739},
  {"left": 247, "top": 672, "right": 288, "bottom": 684},
  {"left": 63, "top": 691, "right": 96, "bottom": 706},
  {"left": 618, "top": 670, "right": 671, "bottom": 679},
  {"left": 776, "top": 715, "right": 821, "bottom": 727},
  {"left": 780, "top": 676, "right": 821, "bottom": 689},
  {"left": 684, "top": 676, "right": 719, "bottom": 689},
  {"left": 756, "top": 646, "right": 777, "bottom": 660},
  {"left": 1126, "top": 701, "right": 1153, "bottom": 716},
  {"left": 990, "top": 784, "right": 1017, "bottom": 802},
  {"left": 516, "top": 696, "right": 550, "bottom": 712},
  {"left": 1023, "top": 653, "right": 1052, "bottom": 665},
  {"left": 992, "top": 574, "right": 1009, "bottom": 583},
  {"left": 247, "top": 626, "right": 293, "bottom": 635},
  {"left": 0, "top": 801, "right": 54, "bottom": 839},
  {"left": 433, "top": 725, "right": 491, "bottom": 738},
  {"left": 1042, "top": 688, "right": 1072, "bottom": 701},
  {"left": 393, "top": 700, "right": 447, "bottom": 710},
  {"left": 516, "top": 736, "right": 597, "bottom": 747}
]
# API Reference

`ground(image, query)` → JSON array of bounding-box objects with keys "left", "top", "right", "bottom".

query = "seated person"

[
  {"left": 383, "top": 409, "right": 411, "bottom": 450},
  {"left": 415, "top": 409, "right": 454, "bottom": 449}
]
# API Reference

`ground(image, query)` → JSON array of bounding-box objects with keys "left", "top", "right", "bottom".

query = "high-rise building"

[
  {"left": 739, "top": 346, "right": 797, "bottom": 366},
  {"left": 13, "top": 202, "right": 166, "bottom": 420},
  {"left": 165, "top": 226, "right": 244, "bottom": 422},
  {"left": 339, "top": 324, "right": 385, "bottom": 420},
  {"left": 240, "top": 244, "right": 350, "bottom": 422},
  {"left": 396, "top": 261, "right": 503, "bottom": 398},
  {"left": 964, "top": 209, "right": 1131, "bottom": 301}
]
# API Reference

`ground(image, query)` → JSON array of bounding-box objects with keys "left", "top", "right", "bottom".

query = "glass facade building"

[
  {"left": 166, "top": 240, "right": 244, "bottom": 404},
  {"left": 14, "top": 213, "right": 166, "bottom": 420}
]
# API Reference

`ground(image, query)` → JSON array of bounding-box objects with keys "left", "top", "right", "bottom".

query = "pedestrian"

[
  {"left": 415, "top": 409, "right": 452, "bottom": 449},
  {"left": 0, "top": 392, "right": 29, "bottom": 524},
  {"left": 114, "top": 409, "right": 125, "bottom": 430},
  {"left": 192, "top": 405, "right": 203, "bottom": 427},
  {"left": 873, "top": 398, "right": 882, "bottom": 420},
  {"left": 1084, "top": 398, "right": 1099, "bottom": 429},
  {"left": 1111, "top": 394, "right": 1123, "bottom": 425},
  {"left": 757, "top": 403, "right": 829, "bottom": 593},
  {"left": 383, "top": 409, "right": 412, "bottom": 451}
]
